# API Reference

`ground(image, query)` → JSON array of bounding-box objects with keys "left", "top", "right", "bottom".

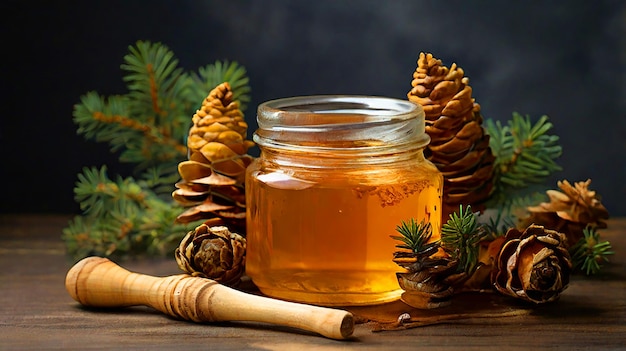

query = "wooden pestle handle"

[{"left": 65, "top": 257, "right": 354, "bottom": 340}]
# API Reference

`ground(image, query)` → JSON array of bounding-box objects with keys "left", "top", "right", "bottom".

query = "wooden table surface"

[{"left": 1, "top": 214, "right": 625, "bottom": 350}]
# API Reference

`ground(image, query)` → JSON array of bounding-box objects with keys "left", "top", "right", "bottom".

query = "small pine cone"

[
  {"left": 393, "top": 245, "right": 466, "bottom": 309},
  {"left": 492, "top": 224, "right": 572, "bottom": 304},
  {"left": 522, "top": 179, "right": 609, "bottom": 246},
  {"left": 175, "top": 223, "right": 246, "bottom": 286},
  {"left": 173, "top": 82, "right": 254, "bottom": 229},
  {"left": 187, "top": 82, "right": 254, "bottom": 180},
  {"left": 407, "top": 53, "right": 495, "bottom": 218}
]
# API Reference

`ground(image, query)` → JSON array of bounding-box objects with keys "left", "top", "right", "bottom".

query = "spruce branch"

[
  {"left": 480, "top": 209, "right": 514, "bottom": 240},
  {"left": 190, "top": 60, "right": 251, "bottom": 111},
  {"left": 486, "top": 112, "right": 562, "bottom": 212},
  {"left": 488, "top": 112, "right": 562, "bottom": 189},
  {"left": 441, "top": 205, "right": 487, "bottom": 274},
  {"left": 570, "top": 226, "right": 614, "bottom": 275},
  {"left": 63, "top": 166, "right": 196, "bottom": 259},
  {"left": 391, "top": 219, "right": 437, "bottom": 253}
]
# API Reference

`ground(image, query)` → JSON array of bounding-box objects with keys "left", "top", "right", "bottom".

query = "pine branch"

[
  {"left": 479, "top": 209, "right": 515, "bottom": 240},
  {"left": 63, "top": 166, "right": 196, "bottom": 259},
  {"left": 441, "top": 205, "right": 487, "bottom": 274},
  {"left": 190, "top": 60, "right": 251, "bottom": 111},
  {"left": 121, "top": 41, "right": 192, "bottom": 144},
  {"left": 486, "top": 112, "right": 562, "bottom": 210},
  {"left": 570, "top": 226, "right": 614, "bottom": 275},
  {"left": 391, "top": 219, "right": 436, "bottom": 253}
]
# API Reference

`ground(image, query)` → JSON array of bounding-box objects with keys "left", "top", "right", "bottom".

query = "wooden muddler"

[{"left": 65, "top": 256, "right": 354, "bottom": 340}]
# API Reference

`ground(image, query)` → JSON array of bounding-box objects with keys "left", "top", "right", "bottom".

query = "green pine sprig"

[
  {"left": 391, "top": 218, "right": 437, "bottom": 253},
  {"left": 63, "top": 166, "right": 196, "bottom": 260},
  {"left": 441, "top": 205, "right": 487, "bottom": 274},
  {"left": 72, "top": 41, "right": 251, "bottom": 179},
  {"left": 190, "top": 60, "right": 251, "bottom": 111},
  {"left": 486, "top": 112, "right": 562, "bottom": 213},
  {"left": 480, "top": 208, "right": 514, "bottom": 241},
  {"left": 570, "top": 226, "right": 614, "bottom": 275}
]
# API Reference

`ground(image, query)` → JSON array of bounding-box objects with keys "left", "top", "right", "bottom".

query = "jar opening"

[{"left": 255, "top": 95, "right": 429, "bottom": 152}]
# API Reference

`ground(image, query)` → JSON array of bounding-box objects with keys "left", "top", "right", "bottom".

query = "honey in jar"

[{"left": 245, "top": 95, "right": 442, "bottom": 306}]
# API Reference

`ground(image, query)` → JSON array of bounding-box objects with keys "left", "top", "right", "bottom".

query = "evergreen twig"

[
  {"left": 391, "top": 219, "right": 435, "bottom": 253},
  {"left": 441, "top": 205, "right": 487, "bottom": 274},
  {"left": 570, "top": 226, "right": 614, "bottom": 275},
  {"left": 486, "top": 112, "right": 562, "bottom": 213}
]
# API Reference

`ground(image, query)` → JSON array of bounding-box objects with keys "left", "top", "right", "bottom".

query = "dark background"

[{"left": 2, "top": 0, "right": 625, "bottom": 215}]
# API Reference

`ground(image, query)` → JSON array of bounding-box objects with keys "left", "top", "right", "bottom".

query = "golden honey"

[{"left": 246, "top": 96, "right": 442, "bottom": 306}]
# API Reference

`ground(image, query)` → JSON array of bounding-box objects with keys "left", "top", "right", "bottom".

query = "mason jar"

[{"left": 245, "top": 95, "right": 442, "bottom": 306}]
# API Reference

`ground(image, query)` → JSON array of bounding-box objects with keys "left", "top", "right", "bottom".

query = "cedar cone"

[
  {"left": 393, "top": 243, "right": 467, "bottom": 309},
  {"left": 175, "top": 223, "right": 246, "bottom": 286},
  {"left": 172, "top": 82, "right": 255, "bottom": 233},
  {"left": 492, "top": 224, "right": 572, "bottom": 304},
  {"left": 521, "top": 179, "right": 609, "bottom": 247},
  {"left": 407, "top": 53, "right": 495, "bottom": 218}
]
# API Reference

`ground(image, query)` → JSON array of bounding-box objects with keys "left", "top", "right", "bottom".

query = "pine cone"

[
  {"left": 393, "top": 244, "right": 467, "bottom": 309},
  {"left": 172, "top": 82, "right": 254, "bottom": 231},
  {"left": 407, "top": 53, "right": 495, "bottom": 218},
  {"left": 521, "top": 179, "right": 609, "bottom": 246},
  {"left": 175, "top": 223, "right": 246, "bottom": 286},
  {"left": 492, "top": 224, "right": 572, "bottom": 304}
]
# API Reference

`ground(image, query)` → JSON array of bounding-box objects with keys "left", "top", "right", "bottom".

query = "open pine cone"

[
  {"left": 172, "top": 82, "right": 254, "bottom": 232},
  {"left": 492, "top": 224, "right": 572, "bottom": 304},
  {"left": 521, "top": 179, "right": 609, "bottom": 246},
  {"left": 407, "top": 53, "right": 495, "bottom": 218},
  {"left": 393, "top": 244, "right": 467, "bottom": 309},
  {"left": 175, "top": 223, "right": 246, "bottom": 286}
]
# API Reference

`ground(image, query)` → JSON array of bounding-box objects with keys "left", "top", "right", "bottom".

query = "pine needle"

[
  {"left": 485, "top": 112, "right": 562, "bottom": 211},
  {"left": 441, "top": 205, "right": 487, "bottom": 274},
  {"left": 391, "top": 219, "right": 435, "bottom": 253},
  {"left": 570, "top": 226, "right": 614, "bottom": 275}
]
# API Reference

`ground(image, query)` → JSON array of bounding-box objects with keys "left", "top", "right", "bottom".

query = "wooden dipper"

[{"left": 65, "top": 257, "right": 354, "bottom": 340}]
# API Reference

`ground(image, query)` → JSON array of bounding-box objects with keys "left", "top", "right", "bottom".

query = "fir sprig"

[
  {"left": 570, "top": 226, "right": 614, "bottom": 275},
  {"left": 73, "top": 41, "right": 251, "bottom": 175},
  {"left": 481, "top": 208, "right": 515, "bottom": 240},
  {"left": 190, "top": 60, "right": 251, "bottom": 111},
  {"left": 486, "top": 113, "right": 562, "bottom": 212},
  {"left": 391, "top": 219, "right": 436, "bottom": 253},
  {"left": 441, "top": 205, "right": 487, "bottom": 274},
  {"left": 63, "top": 166, "right": 195, "bottom": 260}
]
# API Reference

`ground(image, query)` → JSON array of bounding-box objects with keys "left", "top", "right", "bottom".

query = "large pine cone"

[
  {"left": 172, "top": 82, "right": 254, "bottom": 232},
  {"left": 175, "top": 223, "right": 246, "bottom": 286},
  {"left": 492, "top": 224, "right": 572, "bottom": 304},
  {"left": 521, "top": 179, "right": 609, "bottom": 246},
  {"left": 407, "top": 53, "right": 495, "bottom": 218}
]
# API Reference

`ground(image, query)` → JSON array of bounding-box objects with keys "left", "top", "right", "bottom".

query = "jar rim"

[
  {"left": 257, "top": 95, "right": 422, "bottom": 128},
  {"left": 255, "top": 95, "right": 429, "bottom": 154}
]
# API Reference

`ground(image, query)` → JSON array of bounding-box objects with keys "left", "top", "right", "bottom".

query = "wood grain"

[{"left": 1, "top": 214, "right": 624, "bottom": 350}]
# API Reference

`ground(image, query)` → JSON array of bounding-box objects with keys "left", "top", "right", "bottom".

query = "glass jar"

[{"left": 245, "top": 95, "right": 442, "bottom": 306}]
